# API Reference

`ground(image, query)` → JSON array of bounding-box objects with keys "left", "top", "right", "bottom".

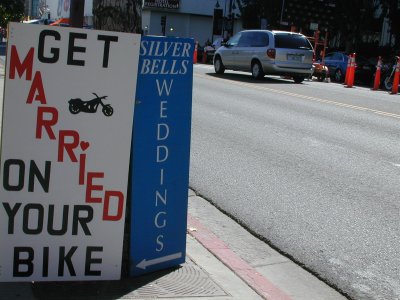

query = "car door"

[
  {"left": 233, "top": 32, "right": 254, "bottom": 71},
  {"left": 219, "top": 32, "right": 241, "bottom": 68},
  {"left": 234, "top": 31, "right": 270, "bottom": 72}
]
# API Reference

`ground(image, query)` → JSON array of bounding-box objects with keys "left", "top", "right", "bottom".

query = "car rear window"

[{"left": 274, "top": 34, "right": 312, "bottom": 50}]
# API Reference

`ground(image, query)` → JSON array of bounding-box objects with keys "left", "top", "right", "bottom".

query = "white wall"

[
  {"left": 187, "top": 15, "right": 213, "bottom": 45},
  {"left": 142, "top": 10, "right": 151, "bottom": 35}
]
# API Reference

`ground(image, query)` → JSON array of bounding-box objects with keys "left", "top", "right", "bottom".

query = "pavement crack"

[{"left": 252, "top": 261, "right": 290, "bottom": 268}]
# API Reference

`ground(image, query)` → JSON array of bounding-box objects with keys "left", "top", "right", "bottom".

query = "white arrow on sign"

[{"left": 136, "top": 252, "right": 183, "bottom": 270}]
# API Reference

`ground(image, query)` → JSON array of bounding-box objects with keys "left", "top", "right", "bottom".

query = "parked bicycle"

[{"left": 381, "top": 56, "right": 399, "bottom": 91}]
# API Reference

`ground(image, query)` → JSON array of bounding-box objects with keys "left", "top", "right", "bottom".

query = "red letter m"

[{"left": 9, "top": 46, "right": 34, "bottom": 80}]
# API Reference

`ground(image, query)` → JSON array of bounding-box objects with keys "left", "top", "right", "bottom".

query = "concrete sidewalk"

[
  {"left": 0, "top": 191, "right": 348, "bottom": 299},
  {"left": 0, "top": 57, "right": 347, "bottom": 300},
  {"left": 187, "top": 190, "right": 348, "bottom": 300}
]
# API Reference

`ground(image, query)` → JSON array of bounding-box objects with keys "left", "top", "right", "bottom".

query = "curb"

[{"left": 188, "top": 214, "right": 292, "bottom": 300}]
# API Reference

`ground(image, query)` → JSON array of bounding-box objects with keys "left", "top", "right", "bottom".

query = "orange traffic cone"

[
  {"left": 390, "top": 56, "right": 400, "bottom": 94},
  {"left": 202, "top": 49, "right": 207, "bottom": 64},
  {"left": 372, "top": 56, "right": 382, "bottom": 90},
  {"left": 344, "top": 54, "right": 352, "bottom": 85},
  {"left": 193, "top": 41, "right": 198, "bottom": 64},
  {"left": 346, "top": 53, "right": 356, "bottom": 88}
]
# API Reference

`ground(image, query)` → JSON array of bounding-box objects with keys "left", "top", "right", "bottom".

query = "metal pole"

[
  {"left": 280, "top": 0, "right": 285, "bottom": 24},
  {"left": 222, "top": 0, "right": 228, "bottom": 38},
  {"left": 229, "top": 0, "right": 233, "bottom": 37},
  {"left": 70, "top": 0, "right": 84, "bottom": 28}
]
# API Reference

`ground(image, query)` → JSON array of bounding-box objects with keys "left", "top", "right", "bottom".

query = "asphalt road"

[{"left": 190, "top": 64, "right": 400, "bottom": 300}]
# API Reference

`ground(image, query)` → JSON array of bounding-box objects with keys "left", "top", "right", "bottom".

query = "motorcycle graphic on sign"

[{"left": 68, "top": 93, "right": 114, "bottom": 116}]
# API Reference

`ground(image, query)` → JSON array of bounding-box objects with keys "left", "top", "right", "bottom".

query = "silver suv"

[{"left": 213, "top": 30, "right": 314, "bottom": 83}]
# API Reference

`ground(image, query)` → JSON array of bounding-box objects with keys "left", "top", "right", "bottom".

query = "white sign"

[
  {"left": 310, "top": 22, "right": 319, "bottom": 31},
  {"left": 0, "top": 22, "right": 140, "bottom": 281}
]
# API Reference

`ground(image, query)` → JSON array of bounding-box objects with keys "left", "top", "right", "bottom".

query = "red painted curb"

[{"left": 187, "top": 214, "right": 293, "bottom": 300}]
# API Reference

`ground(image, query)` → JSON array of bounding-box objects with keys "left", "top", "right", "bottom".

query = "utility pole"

[
  {"left": 70, "top": 0, "right": 84, "bottom": 28},
  {"left": 161, "top": 16, "right": 166, "bottom": 36},
  {"left": 228, "top": 0, "right": 234, "bottom": 37}
]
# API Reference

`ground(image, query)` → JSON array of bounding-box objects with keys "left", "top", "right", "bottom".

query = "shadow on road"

[
  {"left": 204, "top": 71, "right": 378, "bottom": 89},
  {"left": 204, "top": 72, "right": 313, "bottom": 85}
]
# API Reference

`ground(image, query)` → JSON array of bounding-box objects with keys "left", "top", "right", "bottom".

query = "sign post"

[
  {"left": 0, "top": 23, "right": 140, "bottom": 281},
  {"left": 130, "top": 36, "right": 194, "bottom": 276}
]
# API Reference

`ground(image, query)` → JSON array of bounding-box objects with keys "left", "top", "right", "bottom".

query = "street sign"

[
  {"left": 310, "top": 22, "right": 319, "bottom": 31},
  {"left": 260, "top": 18, "right": 268, "bottom": 29},
  {"left": 130, "top": 36, "right": 194, "bottom": 276},
  {"left": 0, "top": 22, "right": 140, "bottom": 281}
]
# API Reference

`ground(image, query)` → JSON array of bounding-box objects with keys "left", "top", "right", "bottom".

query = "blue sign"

[{"left": 129, "top": 36, "right": 194, "bottom": 276}]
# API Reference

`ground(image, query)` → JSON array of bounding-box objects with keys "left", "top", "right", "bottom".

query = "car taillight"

[{"left": 267, "top": 49, "right": 276, "bottom": 59}]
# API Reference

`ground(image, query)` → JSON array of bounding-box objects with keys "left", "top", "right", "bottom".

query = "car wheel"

[
  {"left": 333, "top": 68, "right": 343, "bottom": 82},
  {"left": 293, "top": 76, "right": 305, "bottom": 83},
  {"left": 251, "top": 61, "right": 264, "bottom": 79},
  {"left": 214, "top": 56, "right": 225, "bottom": 74}
]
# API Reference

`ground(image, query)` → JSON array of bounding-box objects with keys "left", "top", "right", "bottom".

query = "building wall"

[
  {"left": 24, "top": 0, "right": 39, "bottom": 18},
  {"left": 144, "top": 0, "right": 239, "bottom": 17},
  {"left": 32, "top": 0, "right": 40, "bottom": 17},
  {"left": 187, "top": 15, "right": 213, "bottom": 45},
  {"left": 143, "top": 0, "right": 243, "bottom": 44},
  {"left": 142, "top": 11, "right": 216, "bottom": 45},
  {"left": 25, "top": 0, "right": 31, "bottom": 17},
  {"left": 43, "top": 0, "right": 243, "bottom": 43}
]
